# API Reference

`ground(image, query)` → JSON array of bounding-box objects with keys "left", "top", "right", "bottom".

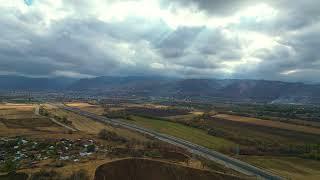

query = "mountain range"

[{"left": 1, "top": 75, "right": 320, "bottom": 104}]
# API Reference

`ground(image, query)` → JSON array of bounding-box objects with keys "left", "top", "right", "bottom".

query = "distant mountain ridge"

[
  {"left": 1, "top": 75, "right": 320, "bottom": 104},
  {"left": 67, "top": 76, "right": 320, "bottom": 104},
  {"left": 0, "top": 75, "right": 77, "bottom": 91}
]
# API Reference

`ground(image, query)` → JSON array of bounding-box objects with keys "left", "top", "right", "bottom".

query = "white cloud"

[
  {"left": 53, "top": 70, "right": 96, "bottom": 78},
  {"left": 150, "top": 62, "right": 165, "bottom": 69},
  {"left": 0, "top": 0, "right": 319, "bottom": 82}
]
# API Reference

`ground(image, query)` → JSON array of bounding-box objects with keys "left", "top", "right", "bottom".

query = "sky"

[{"left": 0, "top": 0, "right": 320, "bottom": 82}]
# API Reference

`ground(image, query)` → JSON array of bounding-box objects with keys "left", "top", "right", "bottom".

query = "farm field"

[
  {"left": 93, "top": 101, "right": 320, "bottom": 180},
  {"left": 42, "top": 101, "right": 320, "bottom": 179},
  {"left": 124, "top": 116, "right": 236, "bottom": 151},
  {"left": 0, "top": 104, "right": 245, "bottom": 179},
  {"left": 239, "top": 156, "right": 320, "bottom": 180},
  {"left": 45, "top": 104, "right": 149, "bottom": 142},
  {"left": 213, "top": 114, "right": 320, "bottom": 135},
  {"left": 166, "top": 111, "right": 206, "bottom": 121},
  {"left": 123, "top": 115, "right": 320, "bottom": 180},
  {"left": 0, "top": 103, "right": 35, "bottom": 110},
  {"left": 0, "top": 104, "right": 68, "bottom": 137},
  {"left": 0, "top": 102, "right": 246, "bottom": 180},
  {"left": 66, "top": 102, "right": 105, "bottom": 115}
]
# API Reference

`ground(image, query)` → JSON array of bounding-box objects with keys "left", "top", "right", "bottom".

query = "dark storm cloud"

[
  {"left": 160, "top": 0, "right": 256, "bottom": 16},
  {"left": 155, "top": 26, "right": 204, "bottom": 58},
  {"left": 192, "top": 28, "right": 242, "bottom": 59},
  {"left": 0, "top": 10, "right": 168, "bottom": 77},
  {"left": 0, "top": 16, "right": 120, "bottom": 77},
  {"left": 151, "top": 26, "right": 243, "bottom": 73}
]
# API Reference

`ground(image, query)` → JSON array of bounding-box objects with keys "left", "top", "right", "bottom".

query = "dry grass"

[
  {"left": 66, "top": 102, "right": 95, "bottom": 108},
  {"left": 66, "top": 102, "right": 105, "bottom": 115},
  {"left": 0, "top": 120, "right": 34, "bottom": 137},
  {"left": 122, "top": 103, "right": 169, "bottom": 109},
  {"left": 0, "top": 103, "right": 35, "bottom": 110},
  {"left": 46, "top": 106, "right": 149, "bottom": 142},
  {"left": 0, "top": 103, "right": 218, "bottom": 179},
  {"left": 20, "top": 158, "right": 113, "bottom": 180},
  {"left": 0, "top": 104, "right": 68, "bottom": 137},
  {"left": 191, "top": 111, "right": 205, "bottom": 115},
  {"left": 214, "top": 114, "right": 320, "bottom": 135}
]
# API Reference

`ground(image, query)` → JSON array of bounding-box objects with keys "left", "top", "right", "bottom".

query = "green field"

[
  {"left": 124, "top": 115, "right": 320, "bottom": 179},
  {"left": 125, "top": 116, "right": 236, "bottom": 151},
  {"left": 240, "top": 156, "right": 320, "bottom": 180}
]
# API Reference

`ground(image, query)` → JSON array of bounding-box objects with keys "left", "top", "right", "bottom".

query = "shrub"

[
  {"left": 86, "top": 144, "right": 96, "bottom": 153},
  {"left": 0, "top": 172, "right": 28, "bottom": 180},
  {"left": 98, "top": 129, "right": 127, "bottom": 143},
  {"left": 0, "top": 158, "right": 18, "bottom": 173},
  {"left": 301, "top": 151, "right": 320, "bottom": 161},
  {"left": 61, "top": 117, "right": 72, "bottom": 125},
  {"left": 144, "top": 150, "right": 162, "bottom": 158},
  {"left": 39, "top": 107, "right": 49, "bottom": 116}
]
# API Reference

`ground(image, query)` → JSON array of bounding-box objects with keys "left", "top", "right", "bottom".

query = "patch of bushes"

[
  {"left": 39, "top": 106, "right": 49, "bottom": 116},
  {"left": 104, "top": 111, "right": 129, "bottom": 119},
  {"left": 30, "top": 169, "right": 89, "bottom": 180},
  {"left": 0, "top": 172, "right": 28, "bottom": 180},
  {"left": 86, "top": 144, "right": 96, "bottom": 153},
  {"left": 0, "top": 158, "right": 19, "bottom": 173},
  {"left": 301, "top": 151, "right": 320, "bottom": 160},
  {"left": 98, "top": 129, "right": 127, "bottom": 143},
  {"left": 207, "top": 128, "right": 225, "bottom": 137},
  {"left": 53, "top": 115, "right": 72, "bottom": 126},
  {"left": 144, "top": 150, "right": 162, "bottom": 158},
  {"left": 61, "top": 116, "right": 72, "bottom": 126}
]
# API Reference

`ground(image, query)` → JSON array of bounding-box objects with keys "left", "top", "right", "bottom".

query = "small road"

[
  {"left": 34, "top": 104, "right": 40, "bottom": 115},
  {"left": 50, "top": 118, "right": 77, "bottom": 132},
  {"left": 60, "top": 104, "right": 283, "bottom": 180}
]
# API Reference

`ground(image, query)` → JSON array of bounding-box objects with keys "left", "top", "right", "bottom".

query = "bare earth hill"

[{"left": 94, "top": 158, "right": 246, "bottom": 180}]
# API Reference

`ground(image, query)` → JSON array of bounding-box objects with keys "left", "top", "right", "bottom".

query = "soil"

[{"left": 94, "top": 158, "right": 245, "bottom": 180}]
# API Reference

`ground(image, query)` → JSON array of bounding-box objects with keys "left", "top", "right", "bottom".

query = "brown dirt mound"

[{"left": 94, "top": 158, "right": 243, "bottom": 180}]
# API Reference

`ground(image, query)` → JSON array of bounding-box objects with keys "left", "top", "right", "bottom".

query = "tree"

[{"left": 0, "top": 158, "right": 18, "bottom": 173}]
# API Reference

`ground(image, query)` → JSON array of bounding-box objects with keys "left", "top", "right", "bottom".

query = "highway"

[{"left": 61, "top": 105, "right": 283, "bottom": 180}]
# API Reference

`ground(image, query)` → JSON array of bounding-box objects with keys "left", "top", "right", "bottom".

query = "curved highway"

[{"left": 61, "top": 105, "right": 284, "bottom": 180}]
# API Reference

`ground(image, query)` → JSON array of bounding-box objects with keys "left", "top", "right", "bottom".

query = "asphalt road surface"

[{"left": 60, "top": 104, "right": 283, "bottom": 180}]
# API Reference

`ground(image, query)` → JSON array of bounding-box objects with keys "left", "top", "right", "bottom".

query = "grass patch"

[
  {"left": 241, "top": 156, "right": 320, "bottom": 180},
  {"left": 214, "top": 114, "right": 320, "bottom": 135},
  {"left": 125, "top": 116, "right": 236, "bottom": 151}
]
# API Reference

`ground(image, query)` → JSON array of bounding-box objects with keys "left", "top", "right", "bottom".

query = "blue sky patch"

[{"left": 24, "top": 0, "right": 33, "bottom": 6}]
